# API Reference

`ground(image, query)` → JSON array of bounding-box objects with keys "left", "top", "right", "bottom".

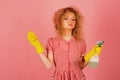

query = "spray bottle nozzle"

[{"left": 96, "top": 41, "right": 104, "bottom": 47}]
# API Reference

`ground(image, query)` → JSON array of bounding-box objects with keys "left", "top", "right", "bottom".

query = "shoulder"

[
  {"left": 47, "top": 36, "right": 59, "bottom": 42},
  {"left": 46, "top": 36, "right": 60, "bottom": 49},
  {"left": 77, "top": 38, "right": 86, "bottom": 44},
  {"left": 47, "top": 36, "right": 60, "bottom": 44},
  {"left": 76, "top": 38, "right": 86, "bottom": 47}
]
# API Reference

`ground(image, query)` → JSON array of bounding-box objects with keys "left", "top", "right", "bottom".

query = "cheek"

[
  {"left": 72, "top": 22, "right": 76, "bottom": 27},
  {"left": 62, "top": 21, "right": 67, "bottom": 26},
  {"left": 74, "top": 21, "right": 76, "bottom": 25}
]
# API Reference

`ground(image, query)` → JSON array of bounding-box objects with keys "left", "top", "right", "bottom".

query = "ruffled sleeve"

[
  {"left": 81, "top": 40, "right": 87, "bottom": 56},
  {"left": 46, "top": 37, "right": 54, "bottom": 54}
]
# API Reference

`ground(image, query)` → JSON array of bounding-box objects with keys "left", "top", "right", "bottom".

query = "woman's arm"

[
  {"left": 39, "top": 52, "right": 53, "bottom": 69},
  {"left": 27, "top": 31, "right": 54, "bottom": 69},
  {"left": 80, "top": 56, "right": 88, "bottom": 70}
]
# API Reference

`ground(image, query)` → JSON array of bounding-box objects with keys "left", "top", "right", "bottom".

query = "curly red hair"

[{"left": 53, "top": 6, "right": 84, "bottom": 41}]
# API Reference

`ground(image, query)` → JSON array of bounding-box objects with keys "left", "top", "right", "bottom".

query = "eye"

[
  {"left": 72, "top": 19, "right": 76, "bottom": 21},
  {"left": 64, "top": 17, "right": 68, "bottom": 20}
]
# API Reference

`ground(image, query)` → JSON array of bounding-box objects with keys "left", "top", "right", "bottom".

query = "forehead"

[{"left": 63, "top": 12, "right": 76, "bottom": 18}]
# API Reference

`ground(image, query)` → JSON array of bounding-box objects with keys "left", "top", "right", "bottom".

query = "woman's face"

[{"left": 61, "top": 12, "right": 76, "bottom": 30}]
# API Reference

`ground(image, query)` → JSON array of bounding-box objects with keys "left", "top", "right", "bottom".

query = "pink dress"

[{"left": 46, "top": 36, "right": 86, "bottom": 80}]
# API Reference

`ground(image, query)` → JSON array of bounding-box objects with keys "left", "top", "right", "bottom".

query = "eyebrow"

[{"left": 64, "top": 15, "right": 76, "bottom": 18}]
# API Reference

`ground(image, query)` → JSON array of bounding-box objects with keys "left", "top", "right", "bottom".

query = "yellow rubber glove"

[
  {"left": 27, "top": 31, "right": 44, "bottom": 54},
  {"left": 84, "top": 41, "right": 104, "bottom": 62}
]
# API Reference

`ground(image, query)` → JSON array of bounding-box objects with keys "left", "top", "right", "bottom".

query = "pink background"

[{"left": 0, "top": 0, "right": 120, "bottom": 80}]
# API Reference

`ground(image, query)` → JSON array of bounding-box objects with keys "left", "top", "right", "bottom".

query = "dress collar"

[{"left": 55, "top": 35, "right": 75, "bottom": 42}]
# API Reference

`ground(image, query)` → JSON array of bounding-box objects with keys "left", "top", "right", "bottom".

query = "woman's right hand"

[{"left": 27, "top": 31, "right": 44, "bottom": 54}]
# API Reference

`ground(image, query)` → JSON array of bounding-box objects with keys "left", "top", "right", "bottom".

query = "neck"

[
  {"left": 62, "top": 30, "right": 72, "bottom": 41},
  {"left": 62, "top": 29, "right": 72, "bottom": 37}
]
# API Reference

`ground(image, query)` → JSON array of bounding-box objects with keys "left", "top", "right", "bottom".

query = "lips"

[{"left": 68, "top": 24, "right": 73, "bottom": 26}]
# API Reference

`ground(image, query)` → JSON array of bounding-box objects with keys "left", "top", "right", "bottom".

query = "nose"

[{"left": 68, "top": 19, "right": 73, "bottom": 23}]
